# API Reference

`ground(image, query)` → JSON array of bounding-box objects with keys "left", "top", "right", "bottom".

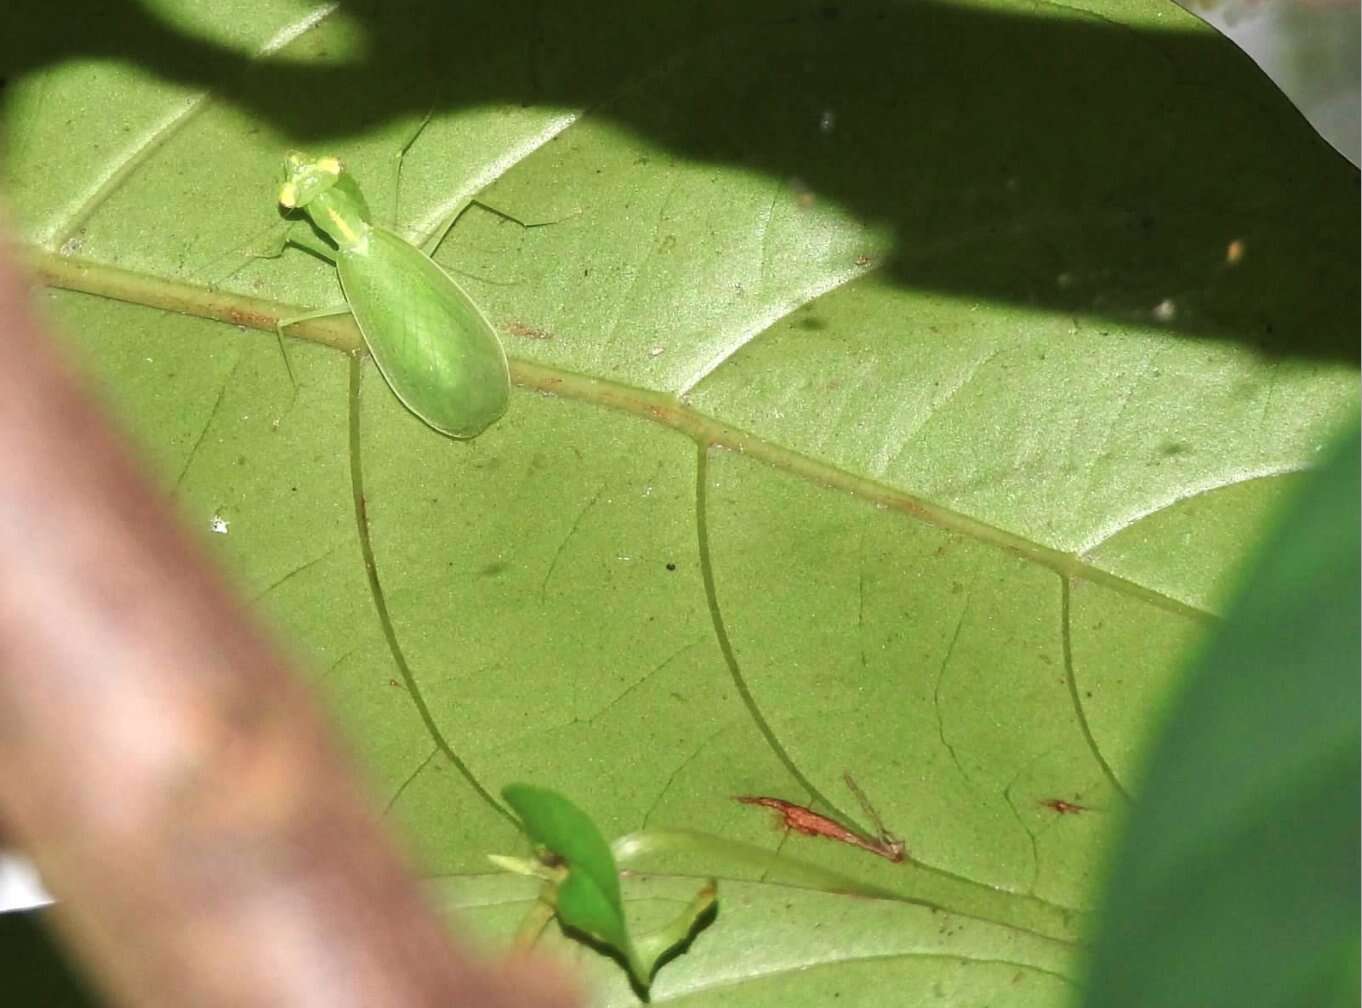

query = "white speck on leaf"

[{"left": 210, "top": 515, "right": 230, "bottom": 535}]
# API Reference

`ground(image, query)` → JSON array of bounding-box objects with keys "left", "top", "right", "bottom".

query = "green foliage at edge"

[{"left": 1081, "top": 421, "right": 1361, "bottom": 1007}]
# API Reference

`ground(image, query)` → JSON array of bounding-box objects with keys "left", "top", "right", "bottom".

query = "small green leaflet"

[{"left": 499, "top": 783, "right": 717, "bottom": 991}]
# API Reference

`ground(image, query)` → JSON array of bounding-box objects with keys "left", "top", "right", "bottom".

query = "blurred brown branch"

[{"left": 0, "top": 232, "right": 576, "bottom": 1007}]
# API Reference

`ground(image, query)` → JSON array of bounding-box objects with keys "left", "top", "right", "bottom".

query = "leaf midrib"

[{"left": 30, "top": 246, "right": 1218, "bottom": 628}]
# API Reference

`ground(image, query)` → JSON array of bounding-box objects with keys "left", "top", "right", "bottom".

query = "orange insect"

[
  {"left": 1039, "top": 798, "right": 1088, "bottom": 815},
  {"left": 736, "top": 773, "right": 906, "bottom": 863}
]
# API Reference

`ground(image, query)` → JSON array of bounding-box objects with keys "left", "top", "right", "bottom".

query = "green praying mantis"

[{"left": 275, "top": 150, "right": 511, "bottom": 439}]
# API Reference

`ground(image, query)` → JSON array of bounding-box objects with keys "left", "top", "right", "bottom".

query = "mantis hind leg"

[
  {"left": 391, "top": 109, "right": 436, "bottom": 236},
  {"left": 386, "top": 109, "right": 536, "bottom": 262}
]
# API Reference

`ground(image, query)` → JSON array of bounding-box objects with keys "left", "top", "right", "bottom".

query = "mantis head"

[{"left": 278, "top": 152, "right": 343, "bottom": 210}]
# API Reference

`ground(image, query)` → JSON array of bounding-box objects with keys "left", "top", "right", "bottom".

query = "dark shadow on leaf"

[
  {"left": 554, "top": 894, "right": 719, "bottom": 1002},
  {"left": 647, "top": 895, "right": 720, "bottom": 982},
  {"left": 2, "top": 0, "right": 1356, "bottom": 362},
  {"left": 555, "top": 918, "right": 653, "bottom": 1002}
]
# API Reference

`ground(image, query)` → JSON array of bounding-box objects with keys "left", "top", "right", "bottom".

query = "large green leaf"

[{"left": 2, "top": 1, "right": 1357, "bottom": 1003}]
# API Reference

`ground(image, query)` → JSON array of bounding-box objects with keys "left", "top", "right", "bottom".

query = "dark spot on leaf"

[
  {"left": 796, "top": 316, "right": 827, "bottom": 331},
  {"left": 479, "top": 561, "right": 509, "bottom": 578},
  {"left": 665, "top": 562, "right": 677, "bottom": 571}
]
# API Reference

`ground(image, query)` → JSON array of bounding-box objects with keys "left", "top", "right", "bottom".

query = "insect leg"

[
  {"left": 281, "top": 225, "right": 340, "bottom": 264},
  {"left": 226, "top": 224, "right": 331, "bottom": 283},
  {"left": 240, "top": 221, "right": 343, "bottom": 395},
  {"left": 273, "top": 304, "right": 351, "bottom": 394},
  {"left": 388, "top": 111, "right": 551, "bottom": 271},
  {"left": 843, "top": 772, "right": 905, "bottom": 859},
  {"left": 389, "top": 109, "right": 438, "bottom": 236},
  {"left": 246, "top": 220, "right": 338, "bottom": 270}
]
